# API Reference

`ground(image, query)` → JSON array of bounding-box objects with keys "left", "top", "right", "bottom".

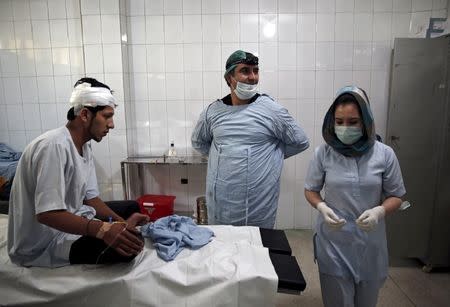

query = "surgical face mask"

[
  {"left": 232, "top": 79, "right": 258, "bottom": 100},
  {"left": 334, "top": 125, "right": 363, "bottom": 145}
]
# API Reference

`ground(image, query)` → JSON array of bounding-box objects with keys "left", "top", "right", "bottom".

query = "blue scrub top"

[
  {"left": 305, "top": 142, "right": 406, "bottom": 282},
  {"left": 192, "top": 94, "right": 309, "bottom": 228}
]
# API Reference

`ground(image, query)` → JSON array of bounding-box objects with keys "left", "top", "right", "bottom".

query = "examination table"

[{"left": 0, "top": 214, "right": 306, "bottom": 306}]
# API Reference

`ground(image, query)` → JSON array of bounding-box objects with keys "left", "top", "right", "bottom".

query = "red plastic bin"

[{"left": 136, "top": 194, "right": 176, "bottom": 221}]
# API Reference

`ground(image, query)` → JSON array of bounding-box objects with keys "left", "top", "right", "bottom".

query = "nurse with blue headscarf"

[
  {"left": 304, "top": 86, "right": 406, "bottom": 307},
  {"left": 191, "top": 50, "right": 309, "bottom": 228}
]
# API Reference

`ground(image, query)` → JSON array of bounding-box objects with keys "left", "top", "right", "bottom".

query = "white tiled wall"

[
  {"left": 79, "top": 0, "right": 128, "bottom": 201},
  {"left": 0, "top": 0, "right": 85, "bottom": 151},
  {"left": 0, "top": 0, "right": 127, "bottom": 201},
  {"left": 121, "top": 0, "right": 449, "bottom": 229},
  {"left": 0, "top": 0, "right": 448, "bottom": 229}
]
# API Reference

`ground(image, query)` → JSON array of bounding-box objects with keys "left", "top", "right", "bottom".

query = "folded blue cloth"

[
  {"left": 0, "top": 143, "right": 21, "bottom": 161},
  {"left": 140, "top": 215, "right": 214, "bottom": 261}
]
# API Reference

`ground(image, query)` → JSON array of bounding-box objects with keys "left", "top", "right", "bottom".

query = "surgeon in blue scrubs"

[
  {"left": 191, "top": 50, "right": 309, "bottom": 228},
  {"left": 304, "top": 86, "right": 406, "bottom": 307}
]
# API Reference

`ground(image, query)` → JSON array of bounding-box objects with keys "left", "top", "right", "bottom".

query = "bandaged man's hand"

[
  {"left": 356, "top": 206, "right": 385, "bottom": 231},
  {"left": 316, "top": 202, "right": 346, "bottom": 229}
]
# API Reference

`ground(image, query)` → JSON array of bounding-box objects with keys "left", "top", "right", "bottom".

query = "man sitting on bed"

[{"left": 7, "top": 78, "right": 149, "bottom": 267}]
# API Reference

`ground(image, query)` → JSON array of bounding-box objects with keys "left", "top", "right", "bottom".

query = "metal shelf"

[
  {"left": 120, "top": 155, "right": 207, "bottom": 200},
  {"left": 121, "top": 155, "right": 207, "bottom": 165}
]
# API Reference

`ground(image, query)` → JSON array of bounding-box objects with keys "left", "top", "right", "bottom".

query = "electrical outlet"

[{"left": 181, "top": 178, "right": 188, "bottom": 184}]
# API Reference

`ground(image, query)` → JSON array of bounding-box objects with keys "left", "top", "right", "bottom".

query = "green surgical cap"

[{"left": 224, "top": 50, "right": 259, "bottom": 76}]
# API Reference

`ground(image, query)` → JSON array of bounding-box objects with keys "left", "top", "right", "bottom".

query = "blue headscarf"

[{"left": 322, "top": 86, "right": 376, "bottom": 157}]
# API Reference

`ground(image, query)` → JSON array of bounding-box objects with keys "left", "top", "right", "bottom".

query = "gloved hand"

[
  {"left": 316, "top": 202, "right": 346, "bottom": 229},
  {"left": 356, "top": 206, "right": 385, "bottom": 231}
]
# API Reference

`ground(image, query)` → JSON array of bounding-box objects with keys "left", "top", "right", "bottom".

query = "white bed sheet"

[{"left": 0, "top": 215, "right": 278, "bottom": 307}]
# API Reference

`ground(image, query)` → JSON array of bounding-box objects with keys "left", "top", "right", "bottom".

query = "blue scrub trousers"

[{"left": 319, "top": 273, "right": 386, "bottom": 307}]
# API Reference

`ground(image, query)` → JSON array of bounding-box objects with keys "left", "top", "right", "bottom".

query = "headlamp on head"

[{"left": 224, "top": 50, "right": 259, "bottom": 77}]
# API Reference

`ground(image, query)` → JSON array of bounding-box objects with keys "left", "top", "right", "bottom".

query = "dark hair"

[
  {"left": 74, "top": 77, "right": 111, "bottom": 90},
  {"left": 67, "top": 77, "right": 111, "bottom": 120},
  {"left": 333, "top": 94, "right": 362, "bottom": 117}
]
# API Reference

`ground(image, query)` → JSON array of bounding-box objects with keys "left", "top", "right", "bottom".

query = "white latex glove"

[
  {"left": 356, "top": 206, "right": 385, "bottom": 231},
  {"left": 316, "top": 202, "right": 346, "bottom": 229}
]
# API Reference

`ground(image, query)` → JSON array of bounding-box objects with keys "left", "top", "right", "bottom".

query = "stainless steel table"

[{"left": 120, "top": 155, "right": 207, "bottom": 200}]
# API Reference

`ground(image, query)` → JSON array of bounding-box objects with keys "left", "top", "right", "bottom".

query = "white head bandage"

[{"left": 69, "top": 82, "right": 117, "bottom": 115}]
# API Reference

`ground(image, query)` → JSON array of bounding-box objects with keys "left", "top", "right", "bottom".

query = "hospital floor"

[{"left": 275, "top": 230, "right": 450, "bottom": 307}]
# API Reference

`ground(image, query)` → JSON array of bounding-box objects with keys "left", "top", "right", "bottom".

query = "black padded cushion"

[
  {"left": 260, "top": 228, "right": 292, "bottom": 255},
  {"left": 269, "top": 252, "right": 307, "bottom": 293}
]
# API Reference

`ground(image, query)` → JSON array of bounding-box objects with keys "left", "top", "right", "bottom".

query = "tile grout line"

[{"left": 387, "top": 273, "right": 417, "bottom": 307}]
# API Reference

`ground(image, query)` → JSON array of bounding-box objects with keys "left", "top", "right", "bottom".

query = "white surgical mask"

[
  {"left": 335, "top": 125, "right": 363, "bottom": 145},
  {"left": 233, "top": 80, "right": 258, "bottom": 100}
]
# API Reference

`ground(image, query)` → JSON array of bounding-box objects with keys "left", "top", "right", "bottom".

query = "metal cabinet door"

[{"left": 386, "top": 37, "right": 448, "bottom": 259}]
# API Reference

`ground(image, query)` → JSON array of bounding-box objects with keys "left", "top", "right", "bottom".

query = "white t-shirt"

[{"left": 8, "top": 126, "right": 99, "bottom": 267}]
